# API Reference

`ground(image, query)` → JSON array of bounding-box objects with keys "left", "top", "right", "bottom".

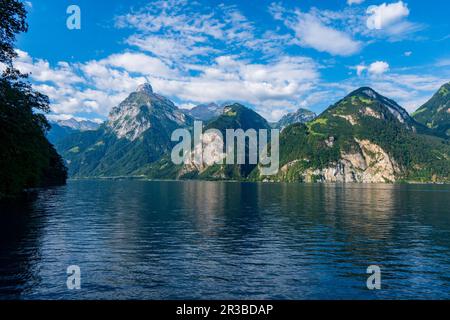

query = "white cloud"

[
  {"left": 368, "top": 61, "right": 390, "bottom": 75},
  {"left": 15, "top": 50, "right": 83, "bottom": 85},
  {"left": 13, "top": 48, "right": 322, "bottom": 121},
  {"left": 153, "top": 55, "right": 320, "bottom": 107},
  {"left": 126, "top": 34, "right": 216, "bottom": 63},
  {"left": 115, "top": 0, "right": 256, "bottom": 63},
  {"left": 286, "top": 11, "right": 361, "bottom": 56},
  {"left": 404, "top": 51, "right": 412, "bottom": 57},
  {"left": 15, "top": 1, "right": 442, "bottom": 123},
  {"left": 355, "top": 61, "right": 390, "bottom": 76},
  {"left": 102, "top": 52, "right": 177, "bottom": 78},
  {"left": 366, "top": 1, "right": 410, "bottom": 30},
  {"left": 347, "top": 0, "right": 365, "bottom": 5},
  {"left": 356, "top": 65, "right": 367, "bottom": 76}
]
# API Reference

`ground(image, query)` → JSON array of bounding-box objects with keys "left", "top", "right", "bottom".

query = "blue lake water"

[{"left": 0, "top": 180, "right": 449, "bottom": 299}]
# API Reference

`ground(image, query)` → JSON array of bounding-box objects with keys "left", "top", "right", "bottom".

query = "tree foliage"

[{"left": 0, "top": 0, "right": 67, "bottom": 199}]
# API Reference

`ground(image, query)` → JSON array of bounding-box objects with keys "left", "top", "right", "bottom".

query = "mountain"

[
  {"left": 55, "top": 118, "right": 100, "bottom": 131},
  {"left": 56, "top": 83, "right": 193, "bottom": 177},
  {"left": 252, "top": 87, "right": 449, "bottom": 183},
  {"left": 138, "top": 103, "right": 272, "bottom": 180},
  {"left": 183, "top": 103, "right": 271, "bottom": 179},
  {"left": 276, "top": 108, "right": 316, "bottom": 129},
  {"left": 47, "top": 118, "right": 101, "bottom": 145},
  {"left": 56, "top": 85, "right": 449, "bottom": 183},
  {"left": 183, "top": 102, "right": 223, "bottom": 121},
  {"left": 412, "top": 82, "right": 450, "bottom": 137},
  {"left": 205, "top": 103, "right": 271, "bottom": 132}
]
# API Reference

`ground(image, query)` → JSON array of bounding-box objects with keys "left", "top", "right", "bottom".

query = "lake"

[{"left": 0, "top": 180, "right": 449, "bottom": 299}]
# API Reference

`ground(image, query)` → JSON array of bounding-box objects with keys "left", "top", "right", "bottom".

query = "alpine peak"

[{"left": 136, "top": 83, "right": 153, "bottom": 95}]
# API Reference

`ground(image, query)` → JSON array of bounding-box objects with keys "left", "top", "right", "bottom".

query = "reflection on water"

[{"left": 0, "top": 180, "right": 449, "bottom": 299}]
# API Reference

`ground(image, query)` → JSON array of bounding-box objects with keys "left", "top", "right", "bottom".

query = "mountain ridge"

[
  {"left": 276, "top": 108, "right": 316, "bottom": 129},
  {"left": 413, "top": 82, "right": 450, "bottom": 137},
  {"left": 55, "top": 83, "right": 450, "bottom": 183},
  {"left": 258, "top": 86, "right": 449, "bottom": 183}
]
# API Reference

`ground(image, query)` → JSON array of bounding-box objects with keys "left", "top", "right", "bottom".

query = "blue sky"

[{"left": 11, "top": 0, "right": 450, "bottom": 122}]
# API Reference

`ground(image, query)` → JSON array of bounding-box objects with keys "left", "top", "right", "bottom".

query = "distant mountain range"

[
  {"left": 275, "top": 108, "right": 317, "bottom": 129},
  {"left": 55, "top": 82, "right": 450, "bottom": 183},
  {"left": 183, "top": 102, "right": 223, "bottom": 121},
  {"left": 47, "top": 118, "right": 100, "bottom": 145}
]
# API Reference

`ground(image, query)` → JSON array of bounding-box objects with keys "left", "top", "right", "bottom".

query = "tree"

[
  {"left": 0, "top": 0, "right": 27, "bottom": 68},
  {"left": 0, "top": 0, "right": 67, "bottom": 199}
]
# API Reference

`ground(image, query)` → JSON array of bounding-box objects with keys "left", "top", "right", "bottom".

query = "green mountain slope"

[
  {"left": 56, "top": 86, "right": 449, "bottom": 184},
  {"left": 413, "top": 82, "right": 450, "bottom": 137},
  {"left": 197, "top": 103, "right": 271, "bottom": 179},
  {"left": 140, "top": 103, "right": 272, "bottom": 180},
  {"left": 253, "top": 87, "right": 449, "bottom": 183}
]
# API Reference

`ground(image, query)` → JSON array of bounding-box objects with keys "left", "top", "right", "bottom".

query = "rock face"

[
  {"left": 179, "top": 130, "right": 226, "bottom": 177},
  {"left": 107, "top": 83, "right": 190, "bottom": 141},
  {"left": 413, "top": 82, "right": 450, "bottom": 137},
  {"left": 276, "top": 108, "right": 316, "bottom": 129},
  {"left": 178, "top": 103, "right": 272, "bottom": 179},
  {"left": 298, "top": 139, "right": 401, "bottom": 183},
  {"left": 55, "top": 85, "right": 450, "bottom": 183},
  {"left": 270, "top": 87, "right": 450, "bottom": 183},
  {"left": 56, "top": 83, "right": 193, "bottom": 177}
]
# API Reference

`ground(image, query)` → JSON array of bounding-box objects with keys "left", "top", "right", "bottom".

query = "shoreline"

[{"left": 66, "top": 176, "right": 450, "bottom": 185}]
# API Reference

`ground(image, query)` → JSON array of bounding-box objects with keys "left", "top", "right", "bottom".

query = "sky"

[{"left": 11, "top": 0, "right": 450, "bottom": 122}]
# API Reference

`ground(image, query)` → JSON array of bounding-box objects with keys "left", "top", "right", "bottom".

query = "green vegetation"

[
  {"left": 56, "top": 89, "right": 192, "bottom": 177},
  {"left": 256, "top": 87, "right": 450, "bottom": 182},
  {"left": 54, "top": 82, "right": 449, "bottom": 184},
  {"left": 413, "top": 82, "right": 450, "bottom": 137},
  {"left": 0, "top": 0, "right": 67, "bottom": 199}
]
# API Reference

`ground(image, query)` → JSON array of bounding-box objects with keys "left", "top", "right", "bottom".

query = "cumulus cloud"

[
  {"left": 13, "top": 48, "right": 322, "bottom": 122},
  {"left": 368, "top": 61, "right": 390, "bottom": 75},
  {"left": 366, "top": 1, "right": 410, "bottom": 30},
  {"left": 14, "top": 1, "right": 441, "bottom": 122},
  {"left": 15, "top": 50, "right": 83, "bottom": 85},
  {"left": 364, "top": 1, "right": 425, "bottom": 40},
  {"left": 102, "top": 52, "right": 177, "bottom": 78},
  {"left": 355, "top": 61, "right": 390, "bottom": 76}
]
